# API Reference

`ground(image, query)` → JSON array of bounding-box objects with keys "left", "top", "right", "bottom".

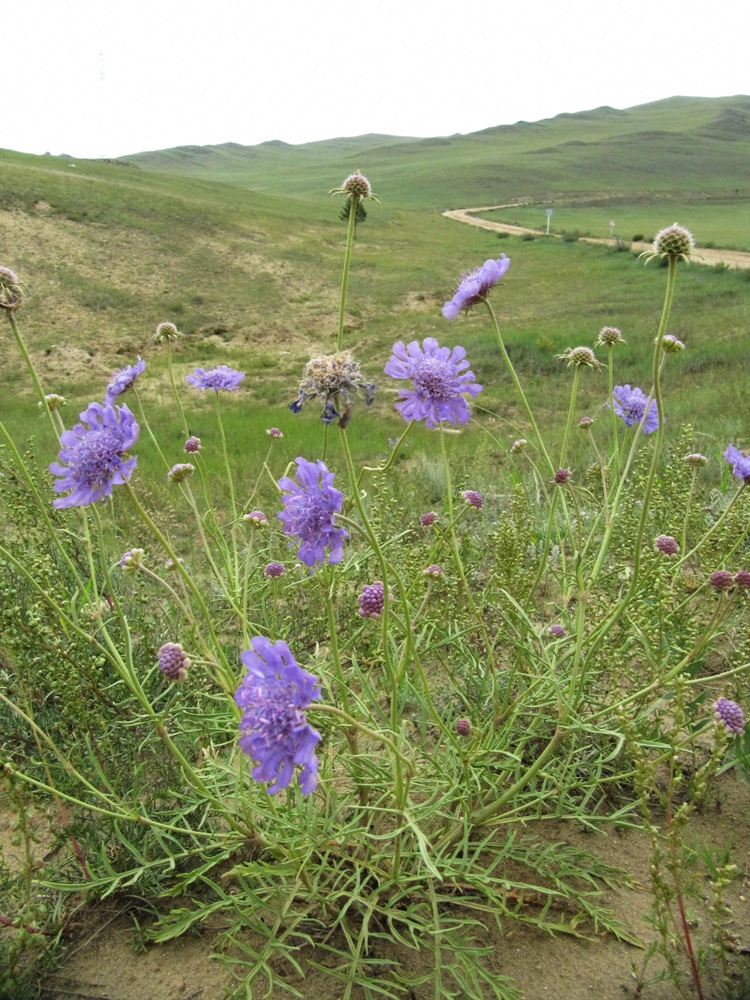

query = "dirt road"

[{"left": 443, "top": 206, "right": 750, "bottom": 269}]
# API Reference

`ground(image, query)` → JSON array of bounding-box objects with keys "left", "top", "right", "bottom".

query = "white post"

[{"left": 546, "top": 208, "right": 553, "bottom": 236}]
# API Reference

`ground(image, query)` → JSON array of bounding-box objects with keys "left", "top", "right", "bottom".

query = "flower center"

[
  {"left": 75, "top": 427, "right": 126, "bottom": 489},
  {"left": 412, "top": 357, "right": 454, "bottom": 400}
]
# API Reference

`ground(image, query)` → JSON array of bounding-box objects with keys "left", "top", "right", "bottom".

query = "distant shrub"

[
  {"left": 562, "top": 230, "right": 580, "bottom": 243},
  {"left": 521, "top": 233, "right": 536, "bottom": 242},
  {"left": 496, "top": 231, "right": 510, "bottom": 240},
  {"left": 632, "top": 233, "right": 645, "bottom": 243},
  {"left": 613, "top": 238, "right": 632, "bottom": 253}
]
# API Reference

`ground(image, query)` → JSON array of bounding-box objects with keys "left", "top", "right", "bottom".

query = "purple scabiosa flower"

[
  {"left": 548, "top": 624, "right": 566, "bottom": 638},
  {"left": 50, "top": 402, "right": 139, "bottom": 508},
  {"left": 385, "top": 338, "right": 482, "bottom": 429},
  {"left": 235, "top": 637, "right": 322, "bottom": 795},
  {"left": 167, "top": 463, "right": 195, "bottom": 483},
  {"left": 421, "top": 511, "right": 438, "bottom": 527},
  {"left": 423, "top": 564, "right": 444, "bottom": 578},
  {"left": 243, "top": 510, "right": 268, "bottom": 527},
  {"left": 358, "top": 581, "right": 388, "bottom": 619},
  {"left": 277, "top": 458, "right": 348, "bottom": 569},
  {"left": 120, "top": 548, "right": 145, "bottom": 573},
  {"left": 612, "top": 385, "right": 660, "bottom": 434},
  {"left": 455, "top": 718, "right": 472, "bottom": 737},
  {"left": 554, "top": 468, "right": 572, "bottom": 485},
  {"left": 104, "top": 356, "right": 146, "bottom": 405},
  {"left": 709, "top": 570, "right": 735, "bottom": 591},
  {"left": 266, "top": 427, "right": 283, "bottom": 439},
  {"left": 184, "top": 436, "right": 201, "bottom": 453},
  {"left": 442, "top": 256, "right": 510, "bottom": 319},
  {"left": 186, "top": 365, "right": 245, "bottom": 392},
  {"left": 264, "top": 561, "right": 286, "bottom": 578},
  {"left": 734, "top": 570, "right": 750, "bottom": 588},
  {"left": 713, "top": 697, "right": 745, "bottom": 735},
  {"left": 655, "top": 535, "right": 680, "bottom": 556},
  {"left": 723, "top": 445, "right": 750, "bottom": 483},
  {"left": 462, "top": 489, "right": 483, "bottom": 509},
  {"left": 158, "top": 642, "right": 190, "bottom": 682}
]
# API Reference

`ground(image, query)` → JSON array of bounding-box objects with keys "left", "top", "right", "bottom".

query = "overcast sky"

[{"left": 5, "top": 0, "right": 747, "bottom": 159}]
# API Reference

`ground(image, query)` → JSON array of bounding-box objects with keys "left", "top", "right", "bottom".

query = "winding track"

[{"left": 442, "top": 206, "right": 750, "bottom": 270}]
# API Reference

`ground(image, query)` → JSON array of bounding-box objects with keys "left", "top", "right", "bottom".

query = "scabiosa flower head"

[
  {"left": 423, "top": 563, "right": 444, "bottom": 578},
  {"left": 0, "top": 266, "right": 22, "bottom": 311},
  {"left": 734, "top": 570, "right": 750, "bottom": 588},
  {"left": 723, "top": 445, "right": 750, "bottom": 483},
  {"left": 684, "top": 453, "right": 708, "bottom": 468},
  {"left": 184, "top": 436, "right": 201, "bottom": 453},
  {"left": 554, "top": 468, "right": 572, "bottom": 485},
  {"left": 662, "top": 335, "right": 685, "bottom": 353},
  {"left": 385, "top": 337, "right": 482, "bottom": 429},
  {"left": 342, "top": 172, "right": 371, "bottom": 198},
  {"left": 597, "top": 326, "right": 624, "bottom": 347},
  {"left": 709, "top": 570, "right": 735, "bottom": 591},
  {"left": 510, "top": 438, "right": 528, "bottom": 454},
  {"left": 421, "top": 511, "right": 438, "bottom": 527},
  {"left": 104, "top": 356, "right": 146, "bottom": 405},
  {"left": 266, "top": 427, "right": 283, "bottom": 439},
  {"left": 41, "top": 393, "right": 67, "bottom": 412},
  {"left": 153, "top": 321, "right": 180, "bottom": 342},
  {"left": 548, "top": 624, "right": 566, "bottom": 638},
  {"left": 455, "top": 718, "right": 472, "bottom": 737},
  {"left": 558, "top": 346, "right": 601, "bottom": 370},
  {"left": 655, "top": 534, "right": 680, "bottom": 556},
  {"left": 158, "top": 642, "right": 190, "bottom": 682},
  {"left": 50, "top": 402, "right": 139, "bottom": 508},
  {"left": 358, "top": 581, "right": 389, "bottom": 619},
  {"left": 264, "top": 561, "right": 286, "bottom": 578},
  {"left": 651, "top": 223, "right": 695, "bottom": 262},
  {"left": 290, "top": 351, "right": 375, "bottom": 424},
  {"left": 165, "top": 557, "right": 184, "bottom": 572},
  {"left": 713, "top": 697, "right": 745, "bottom": 735},
  {"left": 243, "top": 510, "right": 268, "bottom": 527},
  {"left": 167, "top": 463, "right": 195, "bottom": 483},
  {"left": 442, "top": 256, "right": 510, "bottom": 319},
  {"left": 186, "top": 365, "right": 245, "bottom": 392},
  {"left": 462, "top": 489, "right": 483, "bottom": 509},
  {"left": 120, "top": 548, "right": 145, "bottom": 573},
  {"left": 612, "top": 385, "right": 660, "bottom": 434},
  {"left": 235, "top": 636, "right": 322, "bottom": 795},
  {"left": 579, "top": 416, "right": 594, "bottom": 429},
  {"left": 278, "top": 457, "right": 348, "bottom": 569}
]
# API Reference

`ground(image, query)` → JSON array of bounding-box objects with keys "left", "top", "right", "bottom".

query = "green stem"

[
  {"left": 337, "top": 194, "right": 359, "bottom": 351},
  {"left": 5, "top": 311, "right": 57, "bottom": 441}
]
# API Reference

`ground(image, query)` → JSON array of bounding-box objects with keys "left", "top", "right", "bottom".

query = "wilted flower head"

[
  {"left": 597, "top": 326, "right": 624, "bottom": 347},
  {"left": 104, "top": 356, "right": 146, "bottom": 405},
  {"left": 243, "top": 510, "right": 268, "bottom": 527},
  {"left": 167, "top": 463, "right": 195, "bottom": 483},
  {"left": 662, "top": 335, "right": 685, "bottom": 353},
  {"left": 184, "top": 436, "right": 201, "bottom": 453},
  {"left": 455, "top": 718, "right": 472, "bottom": 737},
  {"left": 649, "top": 224, "right": 696, "bottom": 262},
  {"left": 290, "top": 351, "right": 374, "bottom": 424},
  {"left": 264, "top": 561, "right": 286, "bottom": 579},
  {"left": 235, "top": 636, "right": 322, "bottom": 794},
  {"left": 558, "top": 346, "right": 601, "bottom": 370},
  {"left": 421, "top": 511, "right": 438, "bottom": 527},
  {"left": 612, "top": 385, "right": 661, "bottom": 434},
  {"left": 510, "top": 438, "right": 528, "bottom": 455},
  {"left": 713, "top": 697, "right": 745, "bottom": 735},
  {"left": 266, "top": 427, "right": 283, "bottom": 439},
  {"left": 385, "top": 337, "right": 482, "bottom": 429},
  {"left": 442, "top": 256, "right": 510, "bottom": 319},
  {"left": 709, "top": 570, "right": 735, "bottom": 591},
  {"left": 0, "top": 266, "right": 22, "bottom": 311},
  {"left": 158, "top": 642, "right": 190, "bottom": 682},
  {"left": 554, "top": 468, "right": 572, "bottom": 485},
  {"left": 153, "top": 321, "right": 180, "bottom": 343},
  {"left": 548, "top": 624, "right": 566, "bottom": 638},
  {"left": 41, "top": 393, "right": 67, "bottom": 412},
  {"left": 120, "top": 548, "right": 145, "bottom": 573},
  {"left": 50, "top": 402, "right": 139, "bottom": 508},
  {"left": 684, "top": 453, "right": 708, "bottom": 468},
  {"left": 462, "top": 489, "right": 483, "bottom": 509},
  {"left": 723, "top": 445, "right": 750, "bottom": 483},
  {"left": 278, "top": 457, "right": 348, "bottom": 569},
  {"left": 186, "top": 365, "right": 245, "bottom": 392},
  {"left": 358, "top": 581, "right": 388, "bottom": 619},
  {"left": 423, "top": 563, "right": 444, "bottom": 579},
  {"left": 655, "top": 534, "right": 680, "bottom": 557}
]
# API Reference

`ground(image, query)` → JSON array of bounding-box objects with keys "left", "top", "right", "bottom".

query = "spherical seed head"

[
  {"left": 423, "top": 563, "right": 444, "bottom": 579},
  {"left": 158, "top": 642, "right": 191, "bottom": 682},
  {"left": 266, "top": 427, "right": 283, "bottom": 439},
  {"left": 734, "top": 570, "right": 750, "bottom": 588},
  {"left": 342, "top": 173, "right": 372, "bottom": 199},
  {"left": 713, "top": 697, "right": 745, "bottom": 735},
  {"left": 421, "top": 511, "right": 438, "bottom": 527},
  {"left": 548, "top": 624, "right": 566, "bottom": 638},
  {"left": 0, "top": 266, "right": 23, "bottom": 311},
  {"left": 358, "top": 581, "right": 388, "bottom": 619},
  {"left": 579, "top": 416, "right": 594, "bottom": 429},
  {"left": 41, "top": 393, "right": 67, "bottom": 411},
  {"left": 662, "top": 335, "right": 685, "bottom": 353},
  {"left": 655, "top": 534, "right": 680, "bottom": 556},
  {"left": 120, "top": 548, "right": 145, "bottom": 573},
  {"left": 462, "top": 490, "right": 483, "bottom": 509},
  {"left": 455, "top": 718, "right": 472, "bottom": 737},
  {"left": 264, "top": 561, "right": 286, "bottom": 578},
  {"left": 244, "top": 510, "right": 269, "bottom": 527},
  {"left": 684, "top": 453, "right": 708, "bottom": 468},
  {"left": 597, "top": 326, "right": 624, "bottom": 347},
  {"left": 184, "top": 436, "right": 201, "bottom": 453},
  {"left": 559, "top": 346, "right": 601, "bottom": 370},
  {"left": 291, "top": 351, "right": 375, "bottom": 422},
  {"left": 555, "top": 468, "right": 572, "bottom": 485},
  {"left": 653, "top": 224, "right": 695, "bottom": 261},
  {"left": 153, "top": 321, "right": 180, "bottom": 342},
  {"left": 709, "top": 569, "right": 735, "bottom": 591},
  {"left": 167, "top": 463, "right": 195, "bottom": 483},
  {"left": 510, "top": 438, "right": 528, "bottom": 454}
]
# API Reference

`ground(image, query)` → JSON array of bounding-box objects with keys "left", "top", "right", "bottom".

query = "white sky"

[{"left": 5, "top": 0, "right": 748, "bottom": 159}]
